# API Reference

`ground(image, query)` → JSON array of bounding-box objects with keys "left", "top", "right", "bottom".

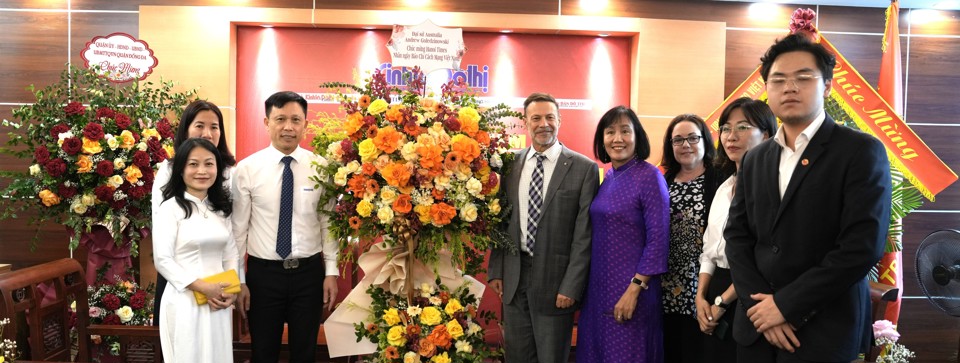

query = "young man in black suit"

[{"left": 724, "top": 34, "right": 892, "bottom": 363}]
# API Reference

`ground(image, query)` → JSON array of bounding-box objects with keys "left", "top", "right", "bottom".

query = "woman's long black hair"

[{"left": 161, "top": 138, "right": 232, "bottom": 218}]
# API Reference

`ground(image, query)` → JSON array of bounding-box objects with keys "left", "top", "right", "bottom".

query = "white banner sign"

[
  {"left": 385, "top": 20, "right": 465, "bottom": 74},
  {"left": 81, "top": 33, "right": 158, "bottom": 82}
]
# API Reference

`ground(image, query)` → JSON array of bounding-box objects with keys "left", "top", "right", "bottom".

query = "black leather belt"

[{"left": 248, "top": 253, "right": 322, "bottom": 270}]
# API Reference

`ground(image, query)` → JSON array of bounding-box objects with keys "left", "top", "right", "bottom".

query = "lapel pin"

[{"left": 801, "top": 159, "right": 809, "bottom": 166}]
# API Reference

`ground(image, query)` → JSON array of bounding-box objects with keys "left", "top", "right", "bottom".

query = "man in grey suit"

[{"left": 488, "top": 92, "right": 599, "bottom": 362}]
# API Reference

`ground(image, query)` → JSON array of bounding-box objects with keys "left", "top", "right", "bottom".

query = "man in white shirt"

[
  {"left": 232, "top": 91, "right": 338, "bottom": 363},
  {"left": 724, "top": 34, "right": 891, "bottom": 363}
]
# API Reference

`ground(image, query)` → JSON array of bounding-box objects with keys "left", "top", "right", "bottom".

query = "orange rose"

[
  {"left": 373, "top": 126, "right": 403, "bottom": 154},
  {"left": 427, "top": 325, "right": 453, "bottom": 349},
  {"left": 475, "top": 130, "right": 491, "bottom": 147},
  {"left": 123, "top": 165, "right": 142, "bottom": 184},
  {"left": 347, "top": 175, "right": 368, "bottom": 196},
  {"left": 39, "top": 189, "right": 61, "bottom": 207},
  {"left": 361, "top": 162, "right": 377, "bottom": 176},
  {"left": 450, "top": 135, "right": 481, "bottom": 163},
  {"left": 358, "top": 94, "right": 371, "bottom": 108},
  {"left": 460, "top": 116, "right": 479, "bottom": 138},
  {"left": 429, "top": 203, "right": 456, "bottom": 226},
  {"left": 392, "top": 194, "right": 413, "bottom": 214},
  {"left": 386, "top": 105, "right": 405, "bottom": 123},
  {"left": 384, "top": 346, "right": 400, "bottom": 359},
  {"left": 381, "top": 161, "right": 412, "bottom": 188},
  {"left": 431, "top": 188, "right": 446, "bottom": 201},
  {"left": 76, "top": 155, "right": 94, "bottom": 173},
  {"left": 420, "top": 97, "right": 439, "bottom": 112},
  {"left": 417, "top": 144, "right": 444, "bottom": 171},
  {"left": 418, "top": 339, "right": 437, "bottom": 358},
  {"left": 344, "top": 112, "right": 364, "bottom": 136}
]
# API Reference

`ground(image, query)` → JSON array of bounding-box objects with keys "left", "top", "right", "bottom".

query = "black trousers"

[
  {"left": 247, "top": 254, "right": 325, "bottom": 363},
  {"left": 152, "top": 273, "right": 166, "bottom": 326}
]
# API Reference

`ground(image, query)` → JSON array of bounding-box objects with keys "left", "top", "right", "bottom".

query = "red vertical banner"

[{"left": 878, "top": 0, "right": 903, "bottom": 324}]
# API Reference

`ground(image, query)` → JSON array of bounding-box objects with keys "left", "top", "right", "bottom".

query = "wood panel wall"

[{"left": 2, "top": 1, "right": 959, "bottom": 361}]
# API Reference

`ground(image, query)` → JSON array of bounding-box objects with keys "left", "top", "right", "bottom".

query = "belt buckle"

[{"left": 282, "top": 258, "right": 299, "bottom": 270}]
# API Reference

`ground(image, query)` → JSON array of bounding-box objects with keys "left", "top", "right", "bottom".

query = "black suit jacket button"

[{"left": 771, "top": 246, "right": 780, "bottom": 253}]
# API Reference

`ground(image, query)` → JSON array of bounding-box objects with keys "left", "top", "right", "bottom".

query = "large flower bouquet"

[
  {"left": 358, "top": 281, "right": 498, "bottom": 363},
  {"left": 873, "top": 320, "right": 915, "bottom": 363},
  {"left": 0, "top": 65, "right": 195, "bottom": 252},
  {"left": 74, "top": 265, "right": 155, "bottom": 357},
  {"left": 312, "top": 67, "right": 519, "bottom": 274}
]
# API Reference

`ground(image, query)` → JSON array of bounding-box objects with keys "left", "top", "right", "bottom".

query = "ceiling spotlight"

[
  {"left": 362, "top": 26, "right": 377, "bottom": 30},
  {"left": 261, "top": 24, "right": 274, "bottom": 28},
  {"left": 598, "top": 33, "right": 610, "bottom": 37},
  {"left": 500, "top": 29, "right": 513, "bottom": 33}
]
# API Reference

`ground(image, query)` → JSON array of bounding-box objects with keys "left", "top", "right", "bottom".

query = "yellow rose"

[
  {"left": 401, "top": 141, "right": 419, "bottom": 162},
  {"left": 455, "top": 340, "right": 473, "bottom": 353},
  {"left": 383, "top": 308, "right": 401, "bottom": 326},
  {"left": 38, "top": 189, "right": 61, "bottom": 207},
  {"left": 465, "top": 178, "right": 483, "bottom": 197},
  {"left": 113, "top": 157, "right": 126, "bottom": 170},
  {"left": 357, "top": 139, "right": 380, "bottom": 163},
  {"left": 380, "top": 187, "right": 398, "bottom": 204},
  {"left": 414, "top": 204, "right": 432, "bottom": 224},
  {"left": 368, "top": 99, "right": 389, "bottom": 115},
  {"left": 118, "top": 130, "right": 136, "bottom": 149},
  {"left": 459, "top": 203, "right": 478, "bottom": 222},
  {"left": 386, "top": 325, "right": 406, "bottom": 346},
  {"left": 82, "top": 137, "right": 103, "bottom": 154},
  {"left": 445, "top": 319, "right": 464, "bottom": 339},
  {"left": 444, "top": 299, "right": 463, "bottom": 315},
  {"left": 81, "top": 193, "right": 97, "bottom": 207},
  {"left": 141, "top": 128, "right": 160, "bottom": 140},
  {"left": 164, "top": 144, "right": 174, "bottom": 158},
  {"left": 403, "top": 351, "right": 421, "bottom": 363},
  {"left": 107, "top": 175, "right": 124, "bottom": 189},
  {"left": 346, "top": 160, "right": 361, "bottom": 173},
  {"left": 377, "top": 206, "right": 394, "bottom": 224},
  {"left": 29, "top": 164, "right": 41, "bottom": 176},
  {"left": 420, "top": 306, "right": 442, "bottom": 326},
  {"left": 123, "top": 165, "right": 142, "bottom": 184},
  {"left": 333, "top": 169, "right": 349, "bottom": 186},
  {"left": 488, "top": 199, "right": 501, "bottom": 215},
  {"left": 430, "top": 352, "right": 451, "bottom": 363},
  {"left": 356, "top": 199, "right": 374, "bottom": 217},
  {"left": 106, "top": 136, "right": 120, "bottom": 150},
  {"left": 76, "top": 155, "right": 94, "bottom": 173}
]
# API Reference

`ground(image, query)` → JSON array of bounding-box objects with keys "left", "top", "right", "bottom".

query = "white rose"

[
  {"left": 346, "top": 160, "right": 361, "bottom": 173},
  {"left": 467, "top": 322, "right": 482, "bottom": 336},
  {"left": 333, "top": 169, "right": 349, "bottom": 186},
  {"left": 115, "top": 306, "right": 134, "bottom": 323},
  {"left": 434, "top": 174, "right": 451, "bottom": 189},
  {"left": 71, "top": 200, "right": 88, "bottom": 215},
  {"left": 29, "top": 164, "right": 41, "bottom": 176},
  {"left": 326, "top": 142, "right": 344, "bottom": 161},
  {"left": 106, "top": 136, "right": 120, "bottom": 150},
  {"left": 377, "top": 206, "right": 394, "bottom": 224},
  {"left": 107, "top": 175, "right": 124, "bottom": 188},
  {"left": 81, "top": 194, "right": 97, "bottom": 207},
  {"left": 403, "top": 351, "right": 421, "bottom": 363},
  {"left": 58, "top": 131, "right": 74, "bottom": 144},
  {"left": 465, "top": 178, "right": 483, "bottom": 197},
  {"left": 420, "top": 282, "right": 435, "bottom": 296},
  {"left": 455, "top": 340, "right": 473, "bottom": 353},
  {"left": 400, "top": 142, "right": 419, "bottom": 162},
  {"left": 136, "top": 142, "right": 148, "bottom": 151},
  {"left": 113, "top": 157, "right": 125, "bottom": 170},
  {"left": 460, "top": 203, "right": 478, "bottom": 222},
  {"left": 490, "top": 153, "right": 503, "bottom": 168}
]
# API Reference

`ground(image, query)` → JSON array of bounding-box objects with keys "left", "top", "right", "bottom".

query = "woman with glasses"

[
  {"left": 659, "top": 114, "right": 727, "bottom": 363},
  {"left": 577, "top": 106, "right": 670, "bottom": 363},
  {"left": 695, "top": 98, "right": 777, "bottom": 362}
]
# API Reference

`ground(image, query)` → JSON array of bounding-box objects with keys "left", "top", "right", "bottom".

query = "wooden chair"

[{"left": 0, "top": 258, "right": 163, "bottom": 362}]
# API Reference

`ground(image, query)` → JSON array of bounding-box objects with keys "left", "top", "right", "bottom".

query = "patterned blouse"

[{"left": 662, "top": 174, "right": 707, "bottom": 316}]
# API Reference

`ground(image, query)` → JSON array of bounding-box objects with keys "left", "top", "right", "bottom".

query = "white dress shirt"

[
  {"left": 232, "top": 146, "right": 337, "bottom": 282},
  {"left": 773, "top": 111, "right": 825, "bottom": 199},
  {"left": 517, "top": 142, "right": 563, "bottom": 255},
  {"left": 153, "top": 193, "right": 238, "bottom": 292},
  {"left": 699, "top": 175, "right": 735, "bottom": 275}
]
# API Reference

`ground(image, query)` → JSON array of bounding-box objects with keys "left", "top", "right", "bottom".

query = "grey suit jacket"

[{"left": 488, "top": 145, "right": 599, "bottom": 315}]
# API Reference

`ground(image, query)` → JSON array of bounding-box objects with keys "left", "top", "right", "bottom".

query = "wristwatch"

[
  {"left": 631, "top": 277, "right": 649, "bottom": 290},
  {"left": 714, "top": 296, "right": 730, "bottom": 310}
]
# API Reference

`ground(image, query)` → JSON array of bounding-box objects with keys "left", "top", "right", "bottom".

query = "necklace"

[{"left": 197, "top": 202, "right": 209, "bottom": 219}]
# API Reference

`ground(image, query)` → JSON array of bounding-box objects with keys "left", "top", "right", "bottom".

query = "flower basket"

[
  {"left": 74, "top": 264, "right": 155, "bottom": 362},
  {"left": 0, "top": 64, "right": 195, "bottom": 254}
]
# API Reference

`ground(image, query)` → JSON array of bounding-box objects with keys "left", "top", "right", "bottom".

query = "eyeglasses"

[
  {"left": 671, "top": 135, "right": 702, "bottom": 147},
  {"left": 766, "top": 74, "right": 822, "bottom": 90},
  {"left": 719, "top": 124, "right": 756, "bottom": 135}
]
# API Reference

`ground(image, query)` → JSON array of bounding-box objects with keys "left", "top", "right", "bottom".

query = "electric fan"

[{"left": 916, "top": 229, "right": 960, "bottom": 316}]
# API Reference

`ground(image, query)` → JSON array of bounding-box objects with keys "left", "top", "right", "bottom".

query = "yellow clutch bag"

[{"left": 193, "top": 269, "right": 241, "bottom": 305}]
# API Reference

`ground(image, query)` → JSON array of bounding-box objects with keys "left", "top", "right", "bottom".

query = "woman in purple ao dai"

[{"left": 577, "top": 106, "right": 670, "bottom": 363}]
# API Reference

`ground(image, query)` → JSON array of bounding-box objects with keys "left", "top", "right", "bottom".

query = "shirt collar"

[
  {"left": 526, "top": 142, "right": 563, "bottom": 162},
  {"left": 183, "top": 192, "right": 207, "bottom": 206},
  {"left": 266, "top": 145, "right": 304, "bottom": 164},
  {"left": 773, "top": 110, "right": 825, "bottom": 151}
]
